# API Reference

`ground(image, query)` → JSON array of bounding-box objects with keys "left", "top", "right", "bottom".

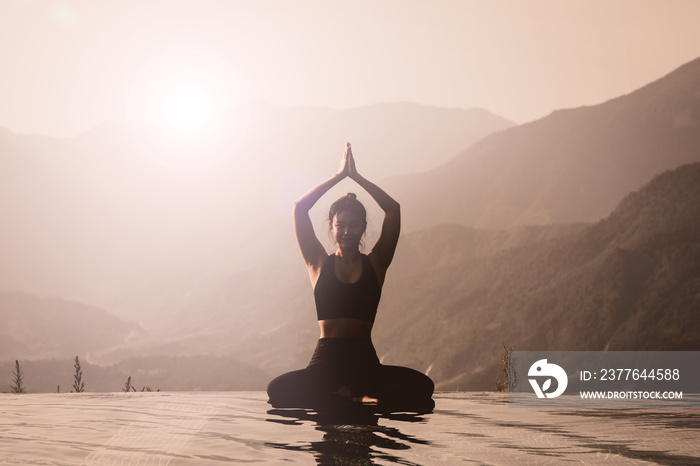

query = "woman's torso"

[{"left": 314, "top": 253, "right": 383, "bottom": 339}]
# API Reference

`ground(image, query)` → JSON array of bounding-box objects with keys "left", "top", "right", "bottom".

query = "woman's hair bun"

[{"left": 328, "top": 192, "right": 366, "bottom": 223}]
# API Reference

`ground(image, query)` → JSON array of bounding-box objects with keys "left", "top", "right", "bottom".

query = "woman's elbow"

[
  {"left": 387, "top": 201, "right": 400, "bottom": 214},
  {"left": 293, "top": 199, "right": 310, "bottom": 215}
]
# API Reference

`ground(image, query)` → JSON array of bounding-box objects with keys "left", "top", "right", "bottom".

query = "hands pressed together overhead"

[{"left": 337, "top": 142, "right": 359, "bottom": 180}]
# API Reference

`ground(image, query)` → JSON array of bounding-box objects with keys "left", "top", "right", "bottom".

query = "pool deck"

[{"left": 1, "top": 391, "right": 699, "bottom": 465}]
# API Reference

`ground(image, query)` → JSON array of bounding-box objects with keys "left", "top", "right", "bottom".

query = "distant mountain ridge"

[
  {"left": 0, "top": 292, "right": 143, "bottom": 361},
  {"left": 0, "top": 102, "right": 513, "bottom": 310},
  {"left": 374, "top": 162, "right": 700, "bottom": 389},
  {"left": 3, "top": 101, "right": 514, "bottom": 180},
  {"left": 390, "top": 56, "right": 700, "bottom": 230},
  {"left": 2, "top": 59, "right": 700, "bottom": 392},
  {"left": 3, "top": 163, "right": 697, "bottom": 392}
]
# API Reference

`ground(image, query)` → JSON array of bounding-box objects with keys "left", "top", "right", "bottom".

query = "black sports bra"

[{"left": 314, "top": 254, "right": 382, "bottom": 323}]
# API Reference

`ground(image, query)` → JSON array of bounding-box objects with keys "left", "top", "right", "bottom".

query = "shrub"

[
  {"left": 495, "top": 344, "right": 517, "bottom": 392},
  {"left": 11, "top": 360, "right": 25, "bottom": 394},
  {"left": 72, "top": 356, "right": 85, "bottom": 393}
]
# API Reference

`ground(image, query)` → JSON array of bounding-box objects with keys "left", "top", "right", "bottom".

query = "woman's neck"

[{"left": 335, "top": 246, "right": 361, "bottom": 261}]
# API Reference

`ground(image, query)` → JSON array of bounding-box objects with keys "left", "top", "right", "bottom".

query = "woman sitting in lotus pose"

[{"left": 266, "top": 143, "right": 434, "bottom": 411}]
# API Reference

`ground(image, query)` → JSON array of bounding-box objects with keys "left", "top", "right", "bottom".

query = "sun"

[
  {"left": 128, "top": 49, "right": 249, "bottom": 169},
  {"left": 160, "top": 82, "right": 214, "bottom": 134}
]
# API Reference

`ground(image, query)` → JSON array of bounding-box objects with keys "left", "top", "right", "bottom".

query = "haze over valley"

[{"left": 2, "top": 57, "right": 700, "bottom": 391}]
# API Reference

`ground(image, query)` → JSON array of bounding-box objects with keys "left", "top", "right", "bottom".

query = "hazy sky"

[{"left": 2, "top": 0, "right": 700, "bottom": 137}]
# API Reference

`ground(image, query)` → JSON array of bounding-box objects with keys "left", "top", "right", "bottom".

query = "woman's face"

[{"left": 330, "top": 210, "right": 366, "bottom": 248}]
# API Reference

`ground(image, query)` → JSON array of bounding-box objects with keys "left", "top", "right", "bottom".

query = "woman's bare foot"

[
  {"left": 333, "top": 386, "right": 379, "bottom": 404},
  {"left": 355, "top": 395, "right": 378, "bottom": 404}
]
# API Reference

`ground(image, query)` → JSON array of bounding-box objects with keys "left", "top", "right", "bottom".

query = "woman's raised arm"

[
  {"left": 345, "top": 145, "right": 401, "bottom": 275},
  {"left": 293, "top": 146, "right": 350, "bottom": 274}
]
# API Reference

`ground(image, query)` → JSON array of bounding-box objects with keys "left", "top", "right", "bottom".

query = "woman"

[{"left": 267, "top": 143, "right": 434, "bottom": 411}]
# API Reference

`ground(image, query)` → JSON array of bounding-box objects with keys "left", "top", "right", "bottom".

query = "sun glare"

[
  {"left": 160, "top": 83, "right": 214, "bottom": 133},
  {"left": 128, "top": 49, "right": 249, "bottom": 169}
]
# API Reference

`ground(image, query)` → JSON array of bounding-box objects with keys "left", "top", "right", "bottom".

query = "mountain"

[
  {"left": 3, "top": 58, "right": 700, "bottom": 393},
  {"left": 0, "top": 102, "right": 513, "bottom": 313},
  {"left": 3, "top": 144, "right": 697, "bottom": 393},
  {"left": 0, "top": 292, "right": 144, "bottom": 361},
  {"left": 389, "top": 56, "right": 700, "bottom": 230},
  {"left": 373, "top": 162, "right": 700, "bottom": 389},
  {"left": 75, "top": 163, "right": 700, "bottom": 391}
]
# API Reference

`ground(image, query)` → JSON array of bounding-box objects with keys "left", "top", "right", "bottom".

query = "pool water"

[{"left": 1, "top": 391, "right": 699, "bottom": 464}]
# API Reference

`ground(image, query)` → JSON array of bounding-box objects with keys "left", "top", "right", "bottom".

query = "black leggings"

[{"left": 267, "top": 338, "right": 434, "bottom": 410}]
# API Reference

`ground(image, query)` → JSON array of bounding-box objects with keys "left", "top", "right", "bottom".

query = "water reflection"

[{"left": 265, "top": 402, "right": 432, "bottom": 464}]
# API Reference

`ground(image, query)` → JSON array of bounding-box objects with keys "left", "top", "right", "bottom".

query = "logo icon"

[{"left": 528, "top": 359, "right": 568, "bottom": 398}]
